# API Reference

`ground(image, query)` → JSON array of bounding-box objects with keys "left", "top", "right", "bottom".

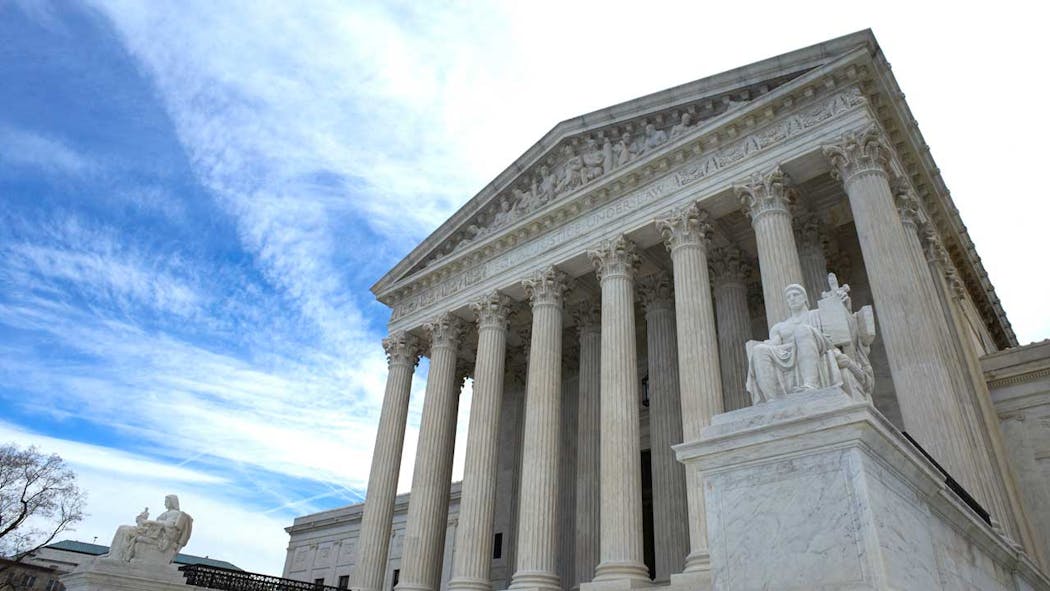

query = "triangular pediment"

[{"left": 372, "top": 30, "right": 877, "bottom": 296}]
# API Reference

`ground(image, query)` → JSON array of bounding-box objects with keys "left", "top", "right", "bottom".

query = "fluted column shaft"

[
  {"left": 573, "top": 303, "right": 601, "bottom": 589},
  {"left": 710, "top": 248, "right": 752, "bottom": 412},
  {"left": 823, "top": 128, "right": 980, "bottom": 492},
  {"left": 795, "top": 212, "right": 830, "bottom": 307},
  {"left": 640, "top": 273, "right": 689, "bottom": 581},
  {"left": 397, "top": 315, "right": 464, "bottom": 591},
  {"left": 509, "top": 267, "right": 567, "bottom": 591},
  {"left": 351, "top": 333, "right": 421, "bottom": 591},
  {"left": 449, "top": 293, "right": 511, "bottom": 591},
  {"left": 587, "top": 236, "right": 648, "bottom": 584},
  {"left": 657, "top": 204, "right": 723, "bottom": 573},
  {"left": 738, "top": 167, "right": 804, "bottom": 327}
]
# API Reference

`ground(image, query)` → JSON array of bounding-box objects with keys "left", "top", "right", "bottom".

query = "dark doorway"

[{"left": 641, "top": 449, "right": 655, "bottom": 579}]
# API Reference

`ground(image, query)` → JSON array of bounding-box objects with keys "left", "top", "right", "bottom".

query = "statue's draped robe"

[
  {"left": 746, "top": 310, "right": 835, "bottom": 402},
  {"left": 107, "top": 509, "right": 192, "bottom": 563}
]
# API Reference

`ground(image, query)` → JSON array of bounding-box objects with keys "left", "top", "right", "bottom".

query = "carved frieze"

[{"left": 387, "top": 87, "right": 867, "bottom": 327}]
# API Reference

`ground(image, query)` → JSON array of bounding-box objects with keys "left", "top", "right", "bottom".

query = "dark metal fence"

[{"left": 179, "top": 564, "right": 342, "bottom": 591}]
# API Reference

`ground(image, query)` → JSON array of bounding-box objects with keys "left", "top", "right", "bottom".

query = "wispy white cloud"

[{"left": 0, "top": 126, "right": 96, "bottom": 176}]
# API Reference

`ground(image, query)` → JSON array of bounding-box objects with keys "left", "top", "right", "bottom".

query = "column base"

[
  {"left": 580, "top": 577, "right": 653, "bottom": 591},
  {"left": 667, "top": 569, "right": 712, "bottom": 591},
  {"left": 586, "top": 561, "right": 651, "bottom": 590},
  {"left": 394, "top": 583, "right": 432, "bottom": 591},
  {"left": 507, "top": 570, "right": 560, "bottom": 591},
  {"left": 448, "top": 576, "right": 492, "bottom": 591},
  {"left": 681, "top": 550, "right": 710, "bottom": 574}
]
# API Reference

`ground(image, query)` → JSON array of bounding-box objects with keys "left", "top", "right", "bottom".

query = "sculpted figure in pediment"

[
  {"left": 581, "top": 138, "right": 606, "bottom": 183},
  {"left": 534, "top": 164, "right": 557, "bottom": 205},
  {"left": 614, "top": 132, "right": 635, "bottom": 168},
  {"left": 602, "top": 137, "right": 615, "bottom": 173},
  {"left": 643, "top": 123, "right": 668, "bottom": 153},
  {"left": 669, "top": 113, "right": 693, "bottom": 139},
  {"left": 493, "top": 196, "right": 520, "bottom": 229},
  {"left": 557, "top": 145, "right": 584, "bottom": 193}
]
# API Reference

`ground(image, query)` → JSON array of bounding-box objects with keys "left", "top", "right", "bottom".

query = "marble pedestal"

[
  {"left": 674, "top": 387, "right": 1050, "bottom": 591},
  {"left": 61, "top": 557, "right": 188, "bottom": 591}
]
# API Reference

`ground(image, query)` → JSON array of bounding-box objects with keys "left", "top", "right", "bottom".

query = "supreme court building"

[{"left": 284, "top": 31, "right": 1050, "bottom": 590}]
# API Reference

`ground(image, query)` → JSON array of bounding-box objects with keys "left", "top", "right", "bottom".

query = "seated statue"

[
  {"left": 104, "top": 494, "right": 193, "bottom": 565},
  {"left": 746, "top": 276, "right": 875, "bottom": 405}
]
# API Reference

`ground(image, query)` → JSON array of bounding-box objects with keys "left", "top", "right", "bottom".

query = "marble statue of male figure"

[
  {"left": 746, "top": 284, "right": 837, "bottom": 402},
  {"left": 104, "top": 494, "right": 193, "bottom": 565},
  {"left": 746, "top": 279, "right": 875, "bottom": 404}
]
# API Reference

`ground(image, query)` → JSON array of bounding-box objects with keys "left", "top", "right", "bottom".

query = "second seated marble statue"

[
  {"left": 104, "top": 494, "right": 193, "bottom": 565},
  {"left": 745, "top": 275, "right": 875, "bottom": 404}
]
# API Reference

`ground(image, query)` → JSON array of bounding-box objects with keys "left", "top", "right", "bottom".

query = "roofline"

[{"left": 371, "top": 29, "right": 876, "bottom": 295}]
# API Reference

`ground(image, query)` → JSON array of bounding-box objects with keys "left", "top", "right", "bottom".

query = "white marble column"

[
  {"left": 795, "top": 211, "right": 830, "bottom": 307},
  {"left": 448, "top": 292, "right": 511, "bottom": 591},
  {"left": 586, "top": 236, "right": 649, "bottom": 585},
  {"left": 397, "top": 314, "right": 465, "bottom": 591},
  {"left": 639, "top": 272, "right": 689, "bottom": 581},
  {"left": 573, "top": 301, "right": 601, "bottom": 589},
  {"left": 656, "top": 203, "right": 723, "bottom": 575},
  {"left": 913, "top": 197, "right": 1034, "bottom": 554},
  {"left": 709, "top": 247, "right": 752, "bottom": 412},
  {"left": 351, "top": 332, "right": 421, "bottom": 591},
  {"left": 823, "top": 127, "right": 981, "bottom": 493},
  {"left": 737, "top": 166, "right": 805, "bottom": 328},
  {"left": 509, "top": 267, "right": 567, "bottom": 591}
]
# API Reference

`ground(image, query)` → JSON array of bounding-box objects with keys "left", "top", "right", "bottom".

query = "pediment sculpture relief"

[
  {"left": 422, "top": 98, "right": 760, "bottom": 269},
  {"left": 746, "top": 273, "right": 875, "bottom": 404}
]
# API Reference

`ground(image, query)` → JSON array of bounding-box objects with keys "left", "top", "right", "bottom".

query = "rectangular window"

[
  {"left": 392, "top": 569, "right": 400, "bottom": 590},
  {"left": 338, "top": 574, "right": 349, "bottom": 589},
  {"left": 315, "top": 577, "right": 326, "bottom": 588},
  {"left": 493, "top": 532, "right": 503, "bottom": 559}
]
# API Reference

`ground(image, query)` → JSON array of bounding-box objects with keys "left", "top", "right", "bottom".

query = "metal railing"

[
  {"left": 901, "top": 431, "right": 991, "bottom": 525},
  {"left": 179, "top": 564, "right": 342, "bottom": 591}
]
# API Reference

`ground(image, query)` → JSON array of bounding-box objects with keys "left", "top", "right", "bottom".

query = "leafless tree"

[{"left": 0, "top": 443, "right": 86, "bottom": 576}]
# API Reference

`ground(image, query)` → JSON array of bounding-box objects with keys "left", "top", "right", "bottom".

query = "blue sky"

[{"left": 2, "top": 0, "right": 1048, "bottom": 576}]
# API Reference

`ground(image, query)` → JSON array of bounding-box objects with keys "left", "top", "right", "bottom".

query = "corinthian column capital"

[
  {"left": 794, "top": 211, "right": 828, "bottom": 251},
  {"left": 572, "top": 300, "right": 601, "bottom": 337},
  {"left": 470, "top": 290, "right": 512, "bottom": 330},
  {"left": 921, "top": 226, "right": 967, "bottom": 300},
  {"left": 588, "top": 235, "right": 641, "bottom": 282},
  {"left": 383, "top": 331, "right": 422, "bottom": 367},
  {"left": 891, "top": 177, "right": 922, "bottom": 232},
  {"left": 709, "top": 246, "right": 752, "bottom": 287},
  {"left": 638, "top": 271, "right": 674, "bottom": 314},
  {"left": 656, "top": 203, "right": 712, "bottom": 252},
  {"left": 522, "top": 266, "right": 568, "bottom": 308},
  {"left": 424, "top": 312, "right": 465, "bottom": 350},
  {"left": 737, "top": 166, "right": 795, "bottom": 222},
  {"left": 823, "top": 125, "right": 891, "bottom": 183}
]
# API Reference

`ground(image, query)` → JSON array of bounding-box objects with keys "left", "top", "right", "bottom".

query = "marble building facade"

[{"left": 284, "top": 30, "right": 1050, "bottom": 590}]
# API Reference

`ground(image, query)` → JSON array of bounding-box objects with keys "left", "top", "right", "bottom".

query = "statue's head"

[
  {"left": 784, "top": 284, "right": 808, "bottom": 312},
  {"left": 165, "top": 495, "right": 180, "bottom": 511}
]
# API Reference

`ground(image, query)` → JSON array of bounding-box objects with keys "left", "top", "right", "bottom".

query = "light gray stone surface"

[{"left": 676, "top": 388, "right": 1050, "bottom": 591}]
